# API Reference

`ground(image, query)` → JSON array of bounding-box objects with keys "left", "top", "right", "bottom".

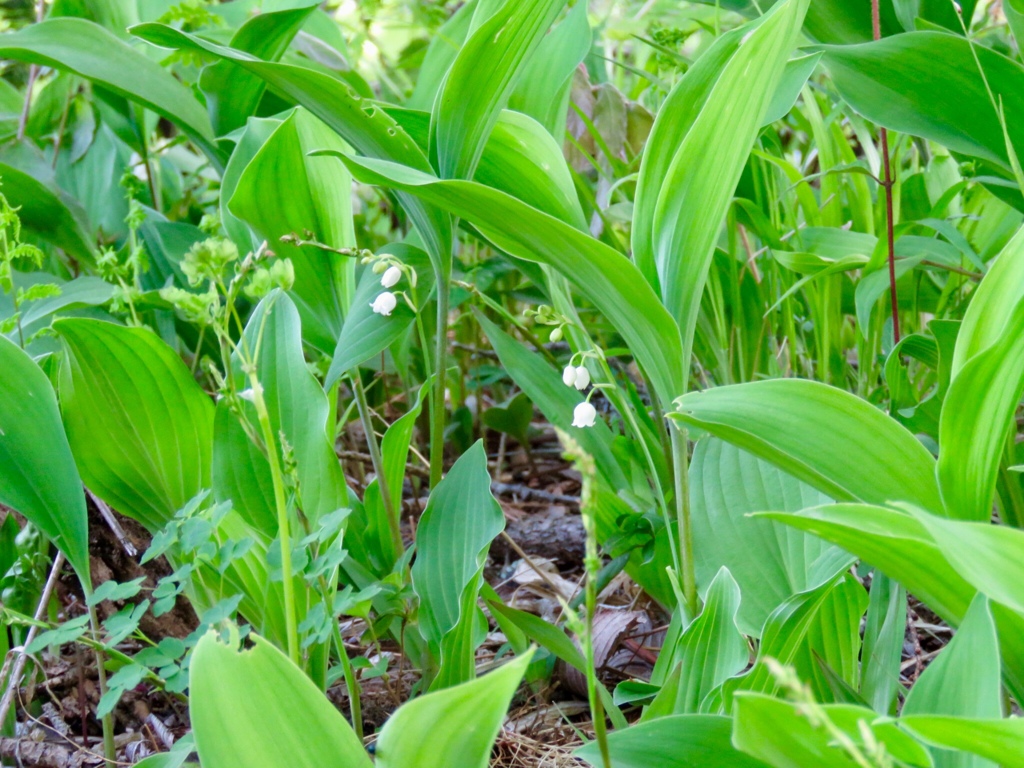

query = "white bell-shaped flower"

[
  {"left": 573, "top": 365, "right": 591, "bottom": 390},
  {"left": 572, "top": 401, "right": 597, "bottom": 428},
  {"left": 381, "top": 265, "right": 402, "bottom": 288},
  {"left": 562, "top": 365, "right": 577, "bottom": 387},
  {"left": 371, "top": 291, "right": 397, "bottom": 316}
]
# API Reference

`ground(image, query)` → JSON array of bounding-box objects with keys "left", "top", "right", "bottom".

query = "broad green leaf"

[
  {"left": 189, "top": 629, "right": 373, "bottom": 768},
  {"left": 639, "top": 0, "right": 808, "bottom": 379},
  {"left": 351, "top": 377, "right": 430, "bottom": 573},
  {"left": 487, "top": 599, "right": 585, "bottom": 670},
  {"left": 953, "top": 225, "right": 1024, "bottom": 375},
  {"left": 903, "top": 594, "right": 1001, "bottom": 768},
  {"left": 336, "top": 155, "right": 684, "bottom": 408},
  {"left": 577, "top": 714, "right": 770, "bottom": 768},
  {"left": 406, "top": 0, "right": 475, "bottom": 111},
  {"left": 912, "top": 512, "right": 1024, "bottom": 616},
  {"left": 690, "top": 438, "right": 848, "bottom": 636},
  {"left": 507, "top": 0, "right": 590, "bottom": 139},
  {"left": 212, "top": 400, "right": 276, "bottom": 538},
  {"left": 722, "top": 575, "right": 867, "bottom": 708},
  {"left": 0, "top": 18, "right": 219, "bottom": 165},
  {"left": 219, "top": 116, "right": 283, "bottom": 253},
  {"left": 475, "top": 110, "right": 587, "bottom": 230},
  {"left": 644, "top": 567, "right": 748, "bottom": 717},
  {"left": 412, "top": 441, "right": 504, "bottom": 687},
  {"left": 823, "top": 32, "right": 1024, "bottom": 173},
  {"left": 860, "top": 574, "right": 905, "bottom": 714},
  {"left": 733, "top": 694, "right": 933, "bottom": 768},
  {"left": 231, "top": 108, "right": 354, "bottom": 353},
  {"left": 937, "top": 299, "right": 1024, "bottom": 521},
  {"left": 673, "top": 379, "right": 943, "bottom": 513},
  {"left": 199, "top": 3, "right": 317, "bottom": 137},
  {"left": 764, "top": 504, "right": 1024, "bottom": 701},
  {"left": 0, "top": 336, "right": 90, "bottom": 583},
  {"left": 429, "top": 0, "right": 567, "bottom": 179},
  {"left": 373, "top": 651, "right": 533, "bottom": 768},
  {"left": 238, "top": 291, "right": 348, "bottom": 529},
  {"left": 55, "top": 319, "right": 214, "bottom": 532},
  {"left": 130, "top": 22, "right": 453, "bottom": 270},
  {"left": 0, "top": 148, "right": 95, "bottom": 264},
  {"left": 324, "top": 244, "right": 431, "bottom": 388},
  {"left": 900, "top": 716, "right": 1024, "bottom": 768}
]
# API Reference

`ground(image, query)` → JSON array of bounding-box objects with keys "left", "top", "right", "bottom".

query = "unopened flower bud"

[
  {"left": 562, "top": 365, "right": 577, "bottom": 387},
  {"left": 381, "top": 265, "right": 401, "bottom": 288},
  {"left": 574, "top": 365, "right": 590, "bottom": 390}
]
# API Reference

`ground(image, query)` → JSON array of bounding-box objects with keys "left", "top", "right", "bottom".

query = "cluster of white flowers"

[
  {"left": 563, "top": 361, "right": 597, "bottom": 428},
  {"left": 371, "top": 265, "right": 403, "bottom": 316}
]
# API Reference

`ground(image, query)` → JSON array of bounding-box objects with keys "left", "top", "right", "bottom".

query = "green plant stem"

[
  {"left": 671, "top": 424, "right": 697, "bottom": 617},
  {"left": 248, "top": 374, "right": 300, "bottom": 666},
  {"left": 429, "top": 278, "right": 450, "bottom": 488},
  {"left": 317, "top": 577, "right": 363, "bottom": 741},
  {"left": 87, "top": 603, "right": 116, "bottom": 762},
  {"left": 351, "top": 374, "right": 402, "bottom": 555}
]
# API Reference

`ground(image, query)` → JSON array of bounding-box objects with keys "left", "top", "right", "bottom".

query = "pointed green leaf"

[
  {"left": 903, "top": 594, "right": 1001, "bottom": 768},
  {"left": 430, "top": 0, "right": 567, "bottom": 179},
  {"left": 230, "top": 108, "right": 355, "bottom": 353},
  {"left": 0, "top": 336, "right": 90, "bottom": 583},
  {"left": 0, "top": 18, "right": 219, "bottom": 164},
  {"left": 199, "top": 3, "right": 317, "bottom": 137},
  {"left": 900, "top": 716, "right": 1024, "bottom": 768},
  {"left": 55, "top": 319, "right": 214, "bottom": 532},
  {"left": 189, "top": 629, "right": 372, "bottom": 768},
  {"left": 374, "top": 651, "right": 533, "bottom": 768},
  {"left": 691, "top": 438, "right": 848, "bottom": 636},
  {"left": 577, "top": 714, "right": 770, "bottom": 768},
  {"left": 674, "top": 379, "right": 942, "bottom": 513},
  {"left": 412, "top": 441, "right": 504, "bottom": 686}
]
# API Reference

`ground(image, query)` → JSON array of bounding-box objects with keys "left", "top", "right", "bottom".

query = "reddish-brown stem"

[{"left": 872, "top": 0, "right": 900, "bottom": 343}]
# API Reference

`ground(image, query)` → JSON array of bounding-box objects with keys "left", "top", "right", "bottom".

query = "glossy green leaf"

[
  {"left": 690, "top": 438, "right": 848, "bottom": 636},
  {"left": 0, "top": 18, "right": 219, "bottom": 164},
  {"left": 577, "top": 714, "right": 770, "bottom": 768},
  {"left": 230, "top": 108, "right": 354, "bottom": 353},
  {"left": 900, "top": 716, "right": 1024, "bottom": 768},
  {"left": 507, "top": 0, "right": 590, "bottom": 139},
  {"left": 937, "top": 298, "right": 1024, "bottom": 521},
  {"left": 336, "top": 155, "right": 684, "bottom": 408},
  {"left": 189, "top": 629, "right": 372, "bottom": 768},
  {"left": 0, "top": 149, "right": 95, "bottom": 263},
  {"left": 722, "top": 575, "right": 866, "bottom": 707},
  {"left": 55, "top": 319, "right": 214, "bottom": 532},
  {"left": 637, "top": 0, "right": 808, "bottom": 376},
  {"left": 0, "top": 336, "right": 90, "bottom": 583},
  {"left": 405, "top": 0, "right": 474, "bottom": 111},
  {"left": 673, "top": 379, "right": 943, "bottom": 513},
  {"left": 238, "top": 291, "right": 348, "bottom": 529},
  {"left": 212, "top": 400, "right": 275, "bottom": 538},
  {"left": 644, "top": 567, "right": 748, "bottom": 717},
  {"left": 823, "top": 32, "right": 1024, "bottom": 173},
  {"left": 130, "top": 22, "right": 453, "bottom": 270},
  {"left": 733, "top": 694, "right": 933, "bottom": 768},
  {"left": 952, "top": 225, "right": 1024, "bottom": 375},
  {"left": 199, "top": 3, "right": 317, "bottom": 137},
  {"left": 764, "top": 503, "right": 1024, "bottom": 700},
  {"left": 859, "top": 574, "right": 905, "bottom": 714},
  {"left": 912, "top": 512, "right": 1024, "bottom": 616},
  {"left": 429, "top": 0, "right": 567, "bottom": 179},
  {"left": 903, "top": 594, "right": 1001, "bottom": 768},
  {"left": 412, "top": 441, "right": 504, "bottom": 687},
  {"left": 374, "top": 651, "right": 533, "bottom": 768}
]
